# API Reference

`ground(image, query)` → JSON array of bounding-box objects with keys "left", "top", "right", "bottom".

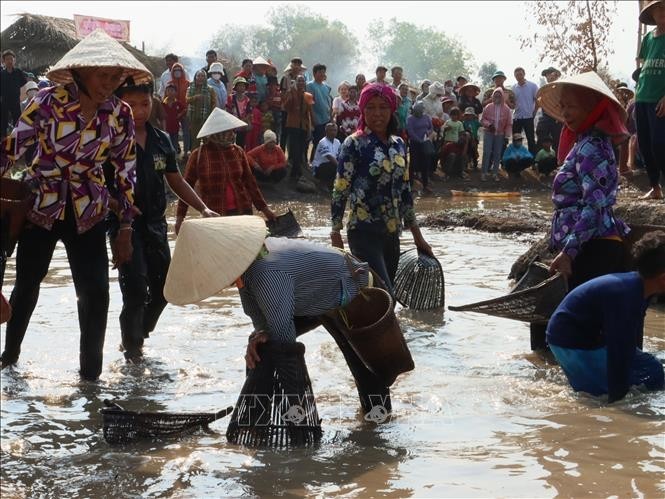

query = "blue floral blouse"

[{"left": 331, "top": 131, "right": 415, "bottom": 233}]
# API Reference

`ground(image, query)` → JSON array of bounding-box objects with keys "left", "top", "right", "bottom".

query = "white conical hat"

[
  {"left": 197, "top": 107, "right": 248, "bottom": 138},
  {"left": 252, "top": 56, "right": 270, "bottom": 67},
  {"left": 164, "top": 216, "right": 267, "bottom": 305},
  {"left": 536, "top": 71, "right": 627, "bottom": 124},
  {"left": 46, "top": 29, "right": 152, "bottom": 85}
]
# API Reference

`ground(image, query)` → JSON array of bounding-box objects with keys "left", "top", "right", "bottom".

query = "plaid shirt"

[
  {"left": 1, "top": 84, "right": 136, "bottom": 233},
  {"left": 176, "top": 142, "right": 268, "bottom": 218}
]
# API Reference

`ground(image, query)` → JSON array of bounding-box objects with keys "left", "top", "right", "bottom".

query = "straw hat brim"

[
  {"left": 252, "top": 56, "right": 270, "bottom": 67},
  {"left": 640, "top": 0, "right": 662, "bottom": 24},
  {"left": 46, "top": 29, "right": 152, "bottom": 85},
  {"left": 164, "top": 216, "right": 267, "bottom": 305},
  {"left": 197, "top": 107, "right": 248, "bottom": 138},
  {"left": 536, "top": 71, "right": 627, "bottom": 124},
  {"left": 460, "top": 83, "right": 480, "bottom": 93}
]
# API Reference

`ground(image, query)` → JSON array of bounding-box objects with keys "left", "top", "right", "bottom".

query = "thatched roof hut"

[{"left": 0, "top": 13, "right": 164, "bottom": 78}]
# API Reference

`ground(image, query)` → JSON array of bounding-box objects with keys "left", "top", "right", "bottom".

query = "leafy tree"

[
  {"left": 519, "top": 0, "right": 618, "bottom": 76},
  {"left": 368, "top": 19, "right": 473, "bottom": 84},
  {"left": 478, "top": 61, "right": 498, "bottom": 87},
  {"left": 209, "top": 5, "right": 358, "bottom": 85}
]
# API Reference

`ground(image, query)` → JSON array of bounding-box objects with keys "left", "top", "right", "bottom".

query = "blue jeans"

[
  {"left": 635, "top": 101, "right": 665, "bottom": 188},
  {"left": 482, "top": 132, "right": 503, "bottom": 174},
  {"left": 550, "top": 345, "right": 664, "bottom": 399}
]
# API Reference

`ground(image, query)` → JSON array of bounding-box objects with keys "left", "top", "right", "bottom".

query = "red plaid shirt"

[{"left": 176, "top": 142, "right": 268, "bottom": 218}]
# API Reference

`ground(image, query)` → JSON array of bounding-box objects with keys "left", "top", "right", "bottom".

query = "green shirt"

[
  {"left": 443, "top": 120, "right": 464, "bottom": 142},
  {"left": 535, "top": 148, "right": 555, "bottom": 164},
  {"left": 636, "top": 30, "right": 665, "bottom": 103}
]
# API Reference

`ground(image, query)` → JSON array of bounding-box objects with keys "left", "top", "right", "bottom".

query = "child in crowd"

[
  {"left": 480, "top": 87, "right": 513, "bottom": 182},
  {"left": 245, "top": 94, "right": 261, "bottom": 150},
  {"left": 226, "top": 77, "right": 251, "bottom": 148},
  {"left": 311, "top": 122, "right": 341, "bottom": 190},
  {"left": 259, "top": 100, "right": 275, "bottom": 135},
  {"left": 163, "top": 84, "right": 186, "bottom": 153},
  {"left": 441, "top": 107, "right": 468, "bottom": 179},
  {"left": 534, "top": 135, "right": 558, "bottom": 177},
  {"left": 267, "top": 77, "right": 282, "bottom": 138},
  {"left": 502, "top": 133, "right": 534, "bottom": 178},
  {"left": 337, "top": 85, "right": 361, "bottom": 140},
  {"left": 462, "top": 107, "right": 481, "bottom": 169}
]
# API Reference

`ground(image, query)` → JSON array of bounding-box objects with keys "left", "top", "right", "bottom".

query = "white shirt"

[
  {"left": 422, "top": 94, "right": 444, "bottom": 120},
  {"left": 312, "top": 137, "right": 341, "bottom": 170}
]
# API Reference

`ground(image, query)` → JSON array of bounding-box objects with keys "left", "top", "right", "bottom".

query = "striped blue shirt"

[{"left": 239, "top": 238, "right": 370, "bottom": 342}]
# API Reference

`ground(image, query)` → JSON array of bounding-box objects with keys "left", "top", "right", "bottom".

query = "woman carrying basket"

[{"left": 0, "top": 30, "right": 151, "bottom": 379}]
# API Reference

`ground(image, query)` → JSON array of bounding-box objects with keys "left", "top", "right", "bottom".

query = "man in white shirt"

[
  {"left": 312, "top": 122, "right": 341, "bottom": 190},
  {"left": 511, "top": 67, "right": 539, "bottom": 154}
]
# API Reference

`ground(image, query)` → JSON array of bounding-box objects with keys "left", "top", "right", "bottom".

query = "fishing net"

[
  {"left": 226, "top": 341, "right": 322, "bottom": 448},
  {"left": 448, "top": 261, "right": 567, "bottom": 324},
  {"left": 393, "top": 248, "right": 445, "bottom": 310},
  {"left": 100, "top": 400, "right": 233, "bottom": 444}
]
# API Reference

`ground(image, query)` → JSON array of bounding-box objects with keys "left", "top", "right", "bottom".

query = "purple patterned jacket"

[
  {"left": 1, "top": 84, "right": 137, "bottom": 233},
  {"left": 550, "top": 132, "right": 629, "bottom": 259}
]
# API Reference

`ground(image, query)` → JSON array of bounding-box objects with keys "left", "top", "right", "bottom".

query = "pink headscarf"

[{"left": 357, "top": 82, "right": 398, "bottom": 132}]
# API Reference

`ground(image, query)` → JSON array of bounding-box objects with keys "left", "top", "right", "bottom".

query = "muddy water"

[{"left": 1, "top": 194, "right": 664, "bottom": 498}]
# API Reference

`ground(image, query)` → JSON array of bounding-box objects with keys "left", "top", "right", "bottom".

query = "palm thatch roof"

[{"left": 0, "top": 13, "right": 164, "bottom": 78}]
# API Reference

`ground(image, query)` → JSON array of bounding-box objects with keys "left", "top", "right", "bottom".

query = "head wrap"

[
  {"left": 558, "top": 97, "right": 629, "bottom": 164},
  {"left": 357, "top": 83, "right": 398, "bottom": 132}
]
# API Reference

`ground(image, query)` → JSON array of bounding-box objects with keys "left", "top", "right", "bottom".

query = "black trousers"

[
  {"left": 314, "top": 161, "right": 337, "bottom": 190},
  {"left": 535, "top": 156, "right": 558, "bottom": 175},
  {"left": 114, "top": 221, "right": 171, "bottom": 359},
  {"left": 348, "top": 228, "right": 400, "bottom": 294},
  {"left": 286, "top": 127, "right": 307, "bottom": 178},
  {"left": 310, "top": 124, "right": 327, "bottom": 162},
  {"left": 2, "top": 208, "right": 109, "bottom": 379},
  {"left": 1, "top": 100, "right": 21, "bottom": 139},
  {"left": 513, "top": 118, "right": 537, "bottom": 154},
  {"left": 504, "top": 157, "right": 534, "bottom": 175},
  {"left": 409, "top": 141, "right": 430, "bottom": 188},
  {"left": 254, "top": 167, "right": 287, "bottom": 183}
]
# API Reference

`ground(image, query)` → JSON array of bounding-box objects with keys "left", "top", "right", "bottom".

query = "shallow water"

[{"left": 1, "top": 193, "right": 664, "bottom": 498}]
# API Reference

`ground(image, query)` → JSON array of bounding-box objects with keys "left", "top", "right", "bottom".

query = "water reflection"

[{"left": 1, "top": 195, "right": 664, "bottom": 497}]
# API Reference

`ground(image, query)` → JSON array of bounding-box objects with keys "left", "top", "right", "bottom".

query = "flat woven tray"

[
  {"left": 100, "top": 400, "right": 233, "bottom": 444},
  {"left": 448, "top": 262, "right": 567, "bottom": 323}
]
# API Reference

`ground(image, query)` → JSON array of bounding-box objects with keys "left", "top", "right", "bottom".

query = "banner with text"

[{"left": 73, "top": 15, "right": 130, "bottom": 42}]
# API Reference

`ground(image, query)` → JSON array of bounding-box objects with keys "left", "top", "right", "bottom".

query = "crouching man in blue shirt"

[{"left": 546, "top": 231, "right": 665, "bottom": 402}]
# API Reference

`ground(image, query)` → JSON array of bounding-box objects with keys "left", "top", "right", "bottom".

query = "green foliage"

[
  {"left": 478, "top": 61, "right": 498, "bottom": 87},
  {"left": 368, "top": 19, "right": 473, "bottom": 84},
  {"left": 209, "top": 5, "right": 358, "bottom": 84}
]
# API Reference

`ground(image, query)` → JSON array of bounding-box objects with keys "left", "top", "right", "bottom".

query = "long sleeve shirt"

[
  {"left": 480, "top": 101, "right": 512, "bottom": 138},
  {"left": 1, "top": 84, "right": 137, "bottom": 233},
  {"left": 176, "top": 142, "right": 268, "bottom": 218},
  {"left": 331, "top": 131, "right": 415, "bottom": 233},
  {"left": 546, "top": 272, "right": 649, "bottom": 402},
  {"left": 239, "top": 238, "right": 370, "bottom": 342},
  {"left": 246, "top": 144, "right": 287, "bottom": 171},
  {"left": 406, "top": 114, "right": 433, "bottom": 143},
  {"left": 550, "top": 132, "right": 629, "bottom": 259}
]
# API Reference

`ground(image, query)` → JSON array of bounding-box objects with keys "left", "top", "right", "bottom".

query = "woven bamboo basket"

[
  {"left": 393, "top": 248, "right": 445, "bottom": 310},
  {"left": 100, "top": 400, "right": 233, "bottom": 444},
  {"left": 448, "top": 262, "right": 567, "bottom": 324},
  {"left": 226, "top": 341, "right": 322, "bottom": 448}
]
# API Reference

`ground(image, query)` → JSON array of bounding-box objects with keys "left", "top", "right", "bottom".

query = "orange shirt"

[{"left": 246, "top": 144, "right": 287, "bottom": 171}]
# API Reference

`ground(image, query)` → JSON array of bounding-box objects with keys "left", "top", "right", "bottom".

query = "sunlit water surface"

[{"left": 1, "top": 193, "right": 663, "bottom": 497}]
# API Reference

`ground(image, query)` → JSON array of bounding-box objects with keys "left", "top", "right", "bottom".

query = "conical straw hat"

[
  {"left": 640, "top": 0, "right": 663, "bottom": 25},
  {"left": 536, "top": 71, "right": 627, "bottom": 124},
  {"left": 46, "top": 29, "right": 152, "bottom": 85},
  {"left": 164, "top": 216, "right": 267, "bottom": 305},
  {"left": 252, "top": 56, "right": 270, "bottom": 67},
  {"left": 197, "top": 107, "right": 248, "bottom": 138}
]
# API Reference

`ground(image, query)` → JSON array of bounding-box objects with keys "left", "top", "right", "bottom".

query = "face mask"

[
  {"left": 173, "top": 71, "right": 182, "bottom": 78},
  {"left": 445, "top": 86, "right": 453, "bottom": 93},
  {"left": 212, "top": 74, "right": 222, "bottom": 81}
]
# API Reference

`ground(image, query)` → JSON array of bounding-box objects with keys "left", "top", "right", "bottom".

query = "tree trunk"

[{"left": 586, "top": 0, "right": 598, "bottom": 71}]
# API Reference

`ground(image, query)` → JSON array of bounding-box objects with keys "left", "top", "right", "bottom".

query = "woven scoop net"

[
  {"left": 100, "top": 400, "right": 233, "bottom": 444},
  {"left": 393, "top": 248, "right": 445, "bottom": 310},
  {"left": 226, "top": 341, "right": 322, "bottom": 448},
  {"left": 448, "top": 261, "right": 567, "bottom": 324}
]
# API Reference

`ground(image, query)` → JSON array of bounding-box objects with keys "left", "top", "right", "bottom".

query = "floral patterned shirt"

[
  {"left": 331, "top": 131, "right": 415, "bottom": 233},
  {"left": 550, "top": 132, "right": 629, "bottom": 259},
  {"left": 1, "top": 84, "right": 137, "bottom": 233}
]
